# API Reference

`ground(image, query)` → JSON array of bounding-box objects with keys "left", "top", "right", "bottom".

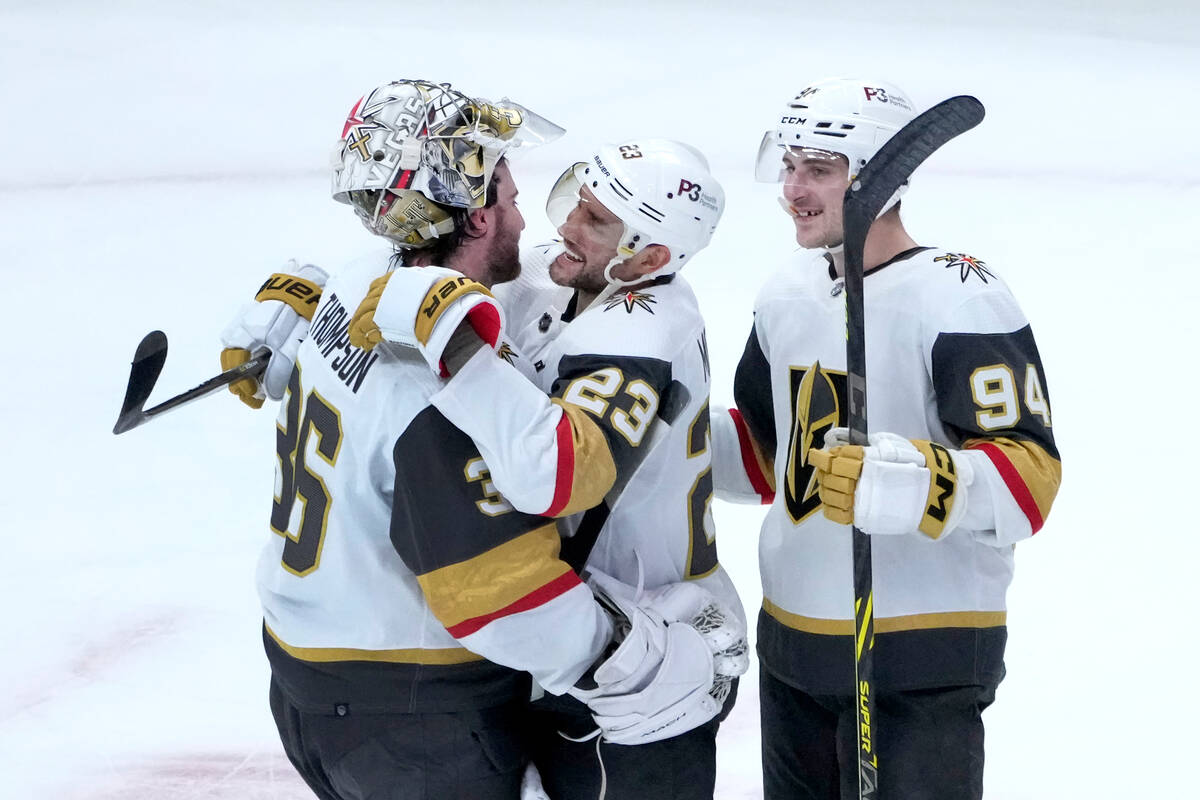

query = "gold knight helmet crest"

[{"left": 784, "top": 361, "right": 846, "bottom": 524}]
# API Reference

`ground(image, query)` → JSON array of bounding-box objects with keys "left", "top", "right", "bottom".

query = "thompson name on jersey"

[{"left": 257, "top": 252, "right": 613, "bottom": 714}]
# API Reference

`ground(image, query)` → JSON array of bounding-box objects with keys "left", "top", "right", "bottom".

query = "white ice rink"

[{"left": 2, "top": 1, "right": 1197, "bottom": 797}]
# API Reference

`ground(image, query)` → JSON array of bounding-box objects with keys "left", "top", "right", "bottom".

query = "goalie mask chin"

[{"left": 348, "top": 188, "right": 457, "bottom": 249}]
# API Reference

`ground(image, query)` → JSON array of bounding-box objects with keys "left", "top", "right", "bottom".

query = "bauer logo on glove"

[
  {"left": 416, "top": 275, "right": 499, "bottom": 346},
  {"left": 219, "top": 261, "right": 328, "bottom": 408},
  {"left": 348, "top": 266, "right": 505, "bottom": 377},
  {"left": 256, "top": 274, "right": 323, "bottom": 311}
]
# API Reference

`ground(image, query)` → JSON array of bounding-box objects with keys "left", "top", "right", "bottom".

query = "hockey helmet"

[
  {"left": 546, "top": 138, "right": 724, "bottom": 284},
  {"left": 755, "top": 78, "right": 916, "bottom": 213},
  {"left": 332, "top": 79, "right": 564, "bottom": 248}
]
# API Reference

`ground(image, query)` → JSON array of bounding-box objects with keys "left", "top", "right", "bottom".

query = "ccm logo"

[
  {"left": 780, "top": 116, "right": 807, "bottom": 124},
  {"left": 677, "top": 179, "right": 703, "bottom": 201}
]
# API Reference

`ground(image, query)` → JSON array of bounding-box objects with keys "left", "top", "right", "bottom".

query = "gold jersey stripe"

[
  {"left": 763, "top": 599, "right": 1007, "bottom": 635},
  {"left": 747, "top": 427, "right": 776, "bottom": 493},
  {"left": 264, "top": 624, "right": 483, "bottom": 664},
  {"left": 418, "top": 523, "right": 572, "bottom": 628},
  {"left": 550, "top": 399, "right": 618, "bottom": 517},
  {"left": 965, "top": 436, "right": 1061, "bottom": 523}
]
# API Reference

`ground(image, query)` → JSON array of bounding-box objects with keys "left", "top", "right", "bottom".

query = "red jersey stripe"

[
  {"left": 543, "top": 414, "right": 575, "bottom": 516},
  {"left": 446, "top": 570, "right": 582, "bottom": 638},
  {"left": 729, "top": 407, "right": 775, "bottom": 504},
  {"left": 971, "top": 441, "right": 1044, "bottom": 533}
]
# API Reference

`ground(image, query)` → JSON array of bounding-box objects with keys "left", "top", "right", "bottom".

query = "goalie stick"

[
  {"left": 112, "top": 330, "right": 269, "bottom": 434},
  {"left": 841, "top": 95, "right": 985, "bottom": 800}
]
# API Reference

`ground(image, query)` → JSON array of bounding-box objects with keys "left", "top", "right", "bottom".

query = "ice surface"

[{"left": 3, "top": 1, "right": 1197, "bottom": 797}]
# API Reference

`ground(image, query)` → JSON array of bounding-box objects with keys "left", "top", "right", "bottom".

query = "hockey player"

[
  {"left": 347, "top": 138, "right": 747, "bottom": 799},
  {"left": 221, "top": 80, "right": 739, "bottom": 800},
  {"left": 709, "top": 77, "right": 1062, "bottom": 799}
]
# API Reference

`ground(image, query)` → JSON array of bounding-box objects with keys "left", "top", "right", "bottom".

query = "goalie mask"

[
  {"left": 545, "top": 138, "right": 724, "bottom": 286},
  {"left": 332, "top": 79, "right": 564, "bottom": 249},
  {"left": 755, "top": 78, "right": 916, "bottom": 215}
]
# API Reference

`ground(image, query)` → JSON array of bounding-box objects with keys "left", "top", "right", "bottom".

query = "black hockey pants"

[
  {"left": 269, "top": 676, "right": 527, "bottom": 800},
  {"left": 760, "top": 667, "right": 996, "bottom": 800}
]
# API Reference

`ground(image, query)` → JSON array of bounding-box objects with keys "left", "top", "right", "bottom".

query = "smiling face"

[
  {"left": 779, "top": 148, "right": 852, "bottom": 249},
  {"left": 549, "top": 185, "right": 627, "bottom": 294}
]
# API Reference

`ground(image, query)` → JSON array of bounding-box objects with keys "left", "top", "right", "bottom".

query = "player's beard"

[
  {"left": 484, "top": 220, "right": 522, "bottom": 286},
  {"left": 551, "top": 258, "right": 609, "bottom": 295},
  {"left": 550, "top": 239, "right": 613, "bottom": 295}
]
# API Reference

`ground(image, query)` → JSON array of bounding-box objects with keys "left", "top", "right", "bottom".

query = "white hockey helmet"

[
  {"left": 546, "top": 138, "right": 723, "bottom": 283},
  {"left": 755, "top": 78, "right": 916, "bottom": 212},
  {"left": 332, "top": 79, "right": 564, "bottom": 249}
]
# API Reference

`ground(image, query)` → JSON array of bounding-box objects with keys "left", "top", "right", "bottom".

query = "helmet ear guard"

[{"left": 331, "top": 79, "right": 563, "bottom": 248}]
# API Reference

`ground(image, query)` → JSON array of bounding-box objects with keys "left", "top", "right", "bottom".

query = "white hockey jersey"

[
  {"left": 433, "top": 246, "right": 745, "bottom": 626},
  {"left": 712, "top": 246, "right": 1060, "bottom": 694},
  {"left": 256, "top": 251, "right": 612, "bottom": 713}
]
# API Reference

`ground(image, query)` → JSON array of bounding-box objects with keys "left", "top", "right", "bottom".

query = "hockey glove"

[
  {"left": 347, "top": 266, "right": 505, "bottom": 377},
  {"left": 220, "top": 262, "right": 327, "bottom": 408},
  {"left": 808, "top": 427, "right": 975, "bottom": 539},
  {"left": 572, "top": 571, "right": 748, "bottom": 745}
]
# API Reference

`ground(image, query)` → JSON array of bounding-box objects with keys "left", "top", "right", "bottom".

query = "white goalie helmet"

[
  {"left": 331, "top": 79, "right": 564, "bottom": 248},
  {"left": 755, "top": 78, "right": 917, "bottom": 213},
  {"left": 546, "top": 138, "right": 724, "bottom": 283}
]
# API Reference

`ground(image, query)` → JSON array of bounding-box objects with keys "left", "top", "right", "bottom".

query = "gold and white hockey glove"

[
  {"left": 348, "top": 266, "right": 505, "bottom": 377},
  {"left": 808, "top": 427, "right": 975, "bottom": 539},
  {"left": 219, "top": 261, "right": 327, "bottom": 408},
  {"left": 572, "top": 571, "right": 748, "bottom": 746}
]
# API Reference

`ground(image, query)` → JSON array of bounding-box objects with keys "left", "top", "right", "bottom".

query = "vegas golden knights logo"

[{"left": 784, "top": 362, "right": 848, "bottom": 524}]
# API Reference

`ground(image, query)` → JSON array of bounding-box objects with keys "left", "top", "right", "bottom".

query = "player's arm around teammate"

[
  {"left": 236, "top": 80, "right": 730, "bottom": 800},
  {"left": 346, "top": 139, "right": 750, "bottom": 800}
]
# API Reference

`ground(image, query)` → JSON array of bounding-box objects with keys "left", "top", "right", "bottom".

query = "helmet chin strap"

[
  {"left": 586, "top": 255, "right": 642, "bottom": 312},
  {"left": 586, "top": 223, "right": 666, "bottom": 310},
  {"left": 543, "top": 241, "right": 635, "bottom": 314}
]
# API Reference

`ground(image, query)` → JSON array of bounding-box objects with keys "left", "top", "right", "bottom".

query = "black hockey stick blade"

[
  {"left": 843, "top": 95, "right": 986, "bottom": 259},
  {"left": 114, "top": 331, "right": 169, "bottom": 434},
  {"left": 113, "top": 331, "right": 269, "bottom": 434}
]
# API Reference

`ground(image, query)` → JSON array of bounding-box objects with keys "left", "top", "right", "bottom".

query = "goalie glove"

[
  {"left": 347, "top": 266, "right": 505, "bottom": 377},
  {"left": 571, "top": 571, "right": 748, "bottom": 746},
  {"left": 219, "top": 262, "right": 327, "bottom": 408},
  {"left": 808, "top": 427, "right": 976, "bottom": 539}
]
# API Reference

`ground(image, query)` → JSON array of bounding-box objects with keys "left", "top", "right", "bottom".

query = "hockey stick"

[
  {"left": 112, "top": 330, "right": 269, "bottom": 434},
  {"left": 842, "top": 95, "right": 985, "bottom": 800}
]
